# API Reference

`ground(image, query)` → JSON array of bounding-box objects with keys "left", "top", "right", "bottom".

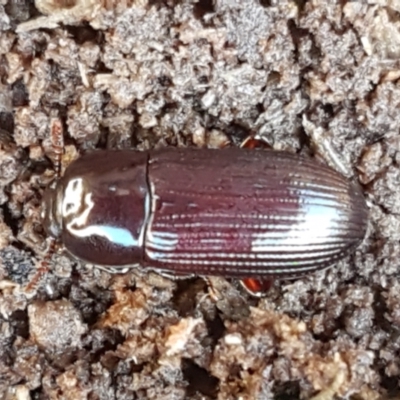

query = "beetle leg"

[
  {"left": 25, "top": 237, "right": 57, "bottom": 294},
  {"left": 240, "top": 134, "right": 271, "bottom": 149},
  {"left": 302, "top": 115, "right": 352, "bottom": 178},
  {"left": 203, "top": 276, "right": 222, "bottom": 302},
  {"left": 239, "top": 277, "right": 274, "bottom": 297},
  {"left": 94, "top": 265, "right": 132, "bottom": 274}
]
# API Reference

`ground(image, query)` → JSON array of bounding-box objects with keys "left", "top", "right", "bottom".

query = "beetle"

[{"left": 39, "top": 132, "right": 368, "bottom": 290}]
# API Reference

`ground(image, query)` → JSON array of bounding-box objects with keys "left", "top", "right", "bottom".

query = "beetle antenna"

[
  {"left": 49, "top": 116, "right": 64, "bottom": 180},
  {"left": 25, "top": 237, "right": 57, "bottom": 293},
  {"left": 25, "top": 117, "right": 64, "bottom": 294}
]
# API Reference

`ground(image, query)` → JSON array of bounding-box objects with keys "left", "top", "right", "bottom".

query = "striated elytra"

[{"left": 42, "top": 147, "right": 368, "bottom": 279}]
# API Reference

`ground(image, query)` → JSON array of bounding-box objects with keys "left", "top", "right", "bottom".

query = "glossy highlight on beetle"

[{"left": 42, "top": 147, "right": 368, "bottom": 279}]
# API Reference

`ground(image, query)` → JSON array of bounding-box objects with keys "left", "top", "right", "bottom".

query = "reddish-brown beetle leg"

[
  {"left": 240, "top": 278, "right": 274, "bottom": 297},
  {"left": 240, "top": 135, "right": 270, "bottom": 149}
]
